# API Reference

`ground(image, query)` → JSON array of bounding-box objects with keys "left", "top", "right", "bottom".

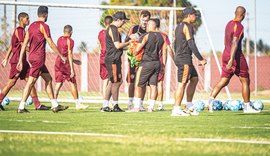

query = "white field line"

[
  {"left": 231, "top": 126, "right": 270, "bottom": 130},
  {"left": 0, "top": 130, "right": 128, "bottom": 138},
  {"left": 175, "top": 138, "right": 270, "bottom": 145}
]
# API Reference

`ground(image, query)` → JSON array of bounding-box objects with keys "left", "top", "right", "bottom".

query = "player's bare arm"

[
  {"left": 16, "top": 31, "right": 29, "bottom": 71},
  {"left": 67, "top": 39, "right": 75, "bottom": 78},
  {"left": 1, "top": 45, "right": 12, "bottom": 67},
  {"left": 135, "top": 34, "right": 148, "bottom": 53},
  {"left": 162, "top": 42, "right": 167, "bottom": 74},
  {"left": 226, "top": 36, "right": 239, "bottom": 70}
]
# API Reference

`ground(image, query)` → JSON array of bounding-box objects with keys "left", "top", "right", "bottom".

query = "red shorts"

[
  {"left": 221, "top": 53, "right": 249, "bottom": 78},
  {"left": 28, "top": 60, "right": 49, "bottom": 78},
  {"left": 100, "top": 63, "right": 108, "bottom": 80},
  {"left": 9, "top": 62, "right": 29, "bottom": 80},
  {"left": 55, "top": 71, "right": 76, "bottom": 84}
]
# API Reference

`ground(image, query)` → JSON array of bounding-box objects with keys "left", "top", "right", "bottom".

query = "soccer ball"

[
  {"left": 212, "top": 100, "right": 223, "bottom": 111},
  {"left": 223, "top": 100, "right": 232, "bottom": 111},
  {"left": 193, "top": 100, "right": 205, "bottom": 111},
  {"left": 239, "top": 101, "right": 244, "bottom": 110},
  {"left": 1, "top": 97, "right": 10, "bottom": 106},
  {"left": 252, "top": 100, "right": 264, "bottom": 111},
  {"left": 25, "top": 96, "right": 33, "bottom": 105},
  {"left": 229, "top": 100, "right": 241, "bottom": 111}
]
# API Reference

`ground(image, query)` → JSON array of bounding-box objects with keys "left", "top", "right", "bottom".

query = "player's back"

[
  {"left": 141, "top": 31, "right": 164, "bottom": 63},
  {"left": 28, "top": 21, "right": 50, "bottom": 62},
  {"left": 224, "top": 20, "right": 244, "bottom": 56},
  {"left": 10, "top": 26, "right": 26, "bottom": 63},
  {"left": 105, "top": 25, "right": 122, "bottom": 64},
  {"left": 57, "top": 36, "right": 74, "bottom": 57}
]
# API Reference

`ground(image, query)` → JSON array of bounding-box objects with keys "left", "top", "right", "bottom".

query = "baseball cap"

[
  {"left": 183, "top": 7, "right": 198, "bottom": 16},
  {"left": 113, "top": 11, "right": 130, "bottom": 20}
]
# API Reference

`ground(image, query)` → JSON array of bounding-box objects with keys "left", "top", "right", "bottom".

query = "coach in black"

[
  {"left": 171, "top": 7, "right": 207, "bottom": 116},
  {"left": 101, "top": 11, "right": 130, "bottom": 112},
  {"left": 131, "top": 19, "right": 166, "bottom": 112}
]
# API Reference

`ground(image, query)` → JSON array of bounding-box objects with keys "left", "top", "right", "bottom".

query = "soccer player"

[
  {"left": 171, "top": 7, "right": 207, "bottom": 116},
  {"left": 16, "top": 6, "right": 68, "bottom": 113},
  {"left": 131, "top": 19, "right": 166, "bottom": 112},
  {"left": 0, "top": 12, "right": 51, "bottom": 111},
  {"left": 152, "top": 18, "right": 174, "bottom": 111},
  {"left": 208, "top": 6, "right": 259, "bottom": 113},
  {"left": 54, "top": 25, "right": 88, "bottom": 110},
  {"left": 98, "top": 16, "right": 113, "bottom": 99},
  {"left": 101, "top": 11, "right": 130, "bottom": 112},
  {"left": 125, "top": 10, "right": 151, "bottom": 111}
]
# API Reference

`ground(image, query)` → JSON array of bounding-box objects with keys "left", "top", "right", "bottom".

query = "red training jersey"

[
  {"left": 28, "top": 21, "right": 51, "bottom": 63},
  {"left": 55, "top": 36, "right": 74, "bottom": 70},
  {"left": 223, "top": 20, "right": 244, "bottom": 58},
  {"left": 98, "top": 29, "right": 106, "bottom": 64},
  {"left": 10, "top": 26, "right": 26, "bottom": 64}
]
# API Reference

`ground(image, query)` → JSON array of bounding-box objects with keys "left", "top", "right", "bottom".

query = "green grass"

[{"left": 0, "top": 103, "right": 269, "bottom": 156}]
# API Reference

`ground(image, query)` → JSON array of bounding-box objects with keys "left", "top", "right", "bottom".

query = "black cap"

[
  {"left": 113, "top": 11, "right": 129, "bottom": 20},
  {"left": 183, "top": 7, "right": 198, "bottom": 15}
]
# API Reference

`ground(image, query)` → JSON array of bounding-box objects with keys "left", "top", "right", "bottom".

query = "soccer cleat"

[
  {"left": 36, "top": 105, "right": 51, "bottom": 110},
  {"left": 243, "top": 104, "right": 261, "bottom": 113},
  {"left": 184, "top": 109, "right": 199, "bottom": 116},
  {"left": 0, "top": 105, "right": 6, "bottom": 111},
  {"left": 127, "top": 105, "right": 133, "bottom": 111},
  {"left": 17, "top": 108, "right": 30, "bottom": 113},
  {"left": 208, "top": 101, "right": 213, "bottom": 113},
  {"left": 112, "top": 104, "right": 124, "bottom": 112},
  {"left": 101, "top": 106, "right": 111, "bottom": 112},
  {"left": 147, "top": 107, "right": 154, "bottom": 112},
  {"left": 171, "top": 109, "right": 190, "bottom": 117},
  {"left": 52, "top": 105, "right": 69, "bottom": 113},
  {"left": 76, "top": 104, "right": 89, "bottom": 110},
  {"left": 125, "top": 108, "right": 140, "bottom": 112},
  {"left": 157, "top": 106, "right": 165, "bottom": 111},
  {"left": 139, "top": 105, "right": 146, "bottom": 111}
]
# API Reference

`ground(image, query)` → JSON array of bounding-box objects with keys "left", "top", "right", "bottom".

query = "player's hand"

[
  {"left": 1, "top": 59, "right": 8, "bottom": 67},
  {"left": 70, "top": 71, "right": 75, "bottom": 78},
  {"left": 61, "top": 56, "right": 67, "bottom": 64},
  {"left": 73, "top": 59, "right": 81, "bottom": 65},
  {"left": 226, "top": 59, "right": 233, "bottom": 70},
  {"left": 129, "top": 34, "right": 139, "bottom": 40},
  {"left": 16, "top": 61, "right": 23, "bottom": 71}
]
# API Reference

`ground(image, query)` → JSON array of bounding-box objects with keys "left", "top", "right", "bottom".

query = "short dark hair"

[
  {"left": 104, "top": 16, "right": 113, "bottom": 26},
  {"left": 140, "top": 10, "right": 151, "bottom": 18},
  {"left": 151, "top": 18, "right": 160, "bottom": 28},
  {"left": 64, "top": 25, "right": 73, "bottom": 33},
  {"left": 37, "top": 6, "right": 48, "bottom": 17},
  {"left": 18, "top": 12, "right": 28, "bottom": 20}
]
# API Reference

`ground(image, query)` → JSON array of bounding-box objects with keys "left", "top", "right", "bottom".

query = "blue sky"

[{"left": 1, "top": 0, "right": 268, "bottom": 52}]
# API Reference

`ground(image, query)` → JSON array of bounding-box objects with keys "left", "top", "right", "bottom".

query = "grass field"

[{"left": 0, "top": 102, "right": 269, "bottom": 156}]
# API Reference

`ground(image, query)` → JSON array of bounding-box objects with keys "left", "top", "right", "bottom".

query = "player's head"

[
  {"left": 64, "top": 25, "right": 73, "bottom": 36},
  {"left": 151, "top": 18, "right": 160, "bottom": 29},
  {"left": 139, "top": 10, "right": 151, "bottom": 29},
  {"left": 183, "top": 7, "right": 198, "bottom": 23},
  {"left": 104, "top": 15, "right": 113, "bottom": 27},
  {"left": 113, "top": 11, "right": 129, "bottom": 28},
  {"left": 18, "top": 12, "right": 29, "bottom": 26},
  {"left": 37, "top": 6, "right": 48, "bottom": 22},
  {"left": 235, "top": 6, "right": 246, "bottom": 21},
  {"left": 146, "top": 19, "right": 156, "bottom": 32}
]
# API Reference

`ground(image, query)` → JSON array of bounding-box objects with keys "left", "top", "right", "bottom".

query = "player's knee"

[{"left": 8, "top": 80, "right": 16, "bottom": 87}]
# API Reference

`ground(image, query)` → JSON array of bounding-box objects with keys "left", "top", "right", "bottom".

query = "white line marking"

[
  {"left": 175, "top": 138, "right": 270, "bottom": 145},
  {"left": 0, "top": 130, "right": 128, "bottom": 138},
  {"left": 232, "top": 126, "right": 270, "bottom": 130}
]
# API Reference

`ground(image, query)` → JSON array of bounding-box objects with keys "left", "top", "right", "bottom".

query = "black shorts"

[
  {"left": 106, "top": 62, "right": 122, "bottom": 83},
  {"left": 136, "top": 61, "right": 160, "bottom": 87},
  {"left": 126, "top": 59, "right": 136, "bottom": 83},
  {"left": 177, "top": 64, "right": 198, "bottom": 83}
]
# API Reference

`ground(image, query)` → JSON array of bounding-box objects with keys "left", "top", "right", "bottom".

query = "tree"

[{"left": 243, "top": 38, "right": 270, "bottom": 55}]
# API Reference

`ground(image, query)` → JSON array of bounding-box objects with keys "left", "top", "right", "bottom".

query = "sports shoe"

[
  {"left": 208, "top": 101, "right": 213, "bottom": 113},
  {"left": 112, "top": 104, "right": 124, "bottom": 112},
  {"left": 36, "top": 105, "right": 51, "bottom": 110},
  {"left": 243, "top": 104, "right": 261, "bottom": 113},
  {"left": 139, "top": 105, "right": 146, "bottom": 111},
  {"left": 184, "top": 108, "right": 199, "bottom": 116},
  {"left": 125, "top": 108, "right": 140, "bottom": 112},
  {"left": 52, "top": 105, "right": 69, "bottom": 113},
  {"left": 127, "top": 105, "right": 133, "bottom": 111},
  {"left": 0, "top": 105, "right": 6, "bottom": 111},
  {"left": 171, "top": 109, "right": 190, "bottom": 116},
  {"left": 147, "top": 107, "right": 154, "bottom": 112},
  {"left": 17, "top": 108, "right": 30, "bottom": 113},
  {"left": 76, "top": 104, "right": 89, "bottom": 110},
  {"left": 157, "top": 106, "right": 165, "bottom": 111},
  {"left": 101, "top": 106, "right": 111, "bottom": 112}
]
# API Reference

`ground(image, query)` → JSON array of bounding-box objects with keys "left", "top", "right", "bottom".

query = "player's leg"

[
  {"left": 148, "top": 84, "right": 157, "bottom": 112},
  {"left": 102, "top": 78, "right": 109, "bottom": 98},
  {"left": 171, "top": 64, "right": 190, "bottom": 116},
  {"left": 69, "top": 80, "right": 88, "bottom": 110},
  {"left": 185, "top": 76, "right": 199, "bottom": 115},
  {"left": 17, "top": 76, "right": 38, "bottom": 113},
  {"left": 0, "top": 78, "right": 18, "bottom": 111},
  {"left": 29, "top": 83, "right": 51, "bottom": 110},
  {"left": 127, "top": 63, "right": 136, "bottom": 110},
  {"left": 157, "top": 80, "right": 164, "bottom": 111},
  {"left": 54, "top": 82, "right": 63, "bottom": 99}
]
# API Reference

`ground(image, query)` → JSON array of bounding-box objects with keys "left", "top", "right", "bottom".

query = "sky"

[{"left": 0, "top": 0, "right": 269, "bottom": 53}]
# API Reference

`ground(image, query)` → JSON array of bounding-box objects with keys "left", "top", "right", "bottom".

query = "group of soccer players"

[{"left": 0, "top": 5, "right": 260, "bottom": 115}]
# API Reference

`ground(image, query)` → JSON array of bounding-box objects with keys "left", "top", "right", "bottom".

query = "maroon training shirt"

[
  {"left": 98, "top": 29, "right": 106, "bottom": 64},
  {"left": 10, "top": 26, "right": 26, "bottom": 64}
]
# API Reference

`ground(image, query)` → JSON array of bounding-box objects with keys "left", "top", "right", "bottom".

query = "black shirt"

[
  {"left": 174, "top": 22, "right": 203, "bottom": 65},
  {"left": 125, "top": 25, "right": 146, "bottom": 42},
  {"left": 139, "top": 31, "right": 164, "bottom": 63},
  {"left": 105, "top": 25, "right": 123, "bottom": 64}
]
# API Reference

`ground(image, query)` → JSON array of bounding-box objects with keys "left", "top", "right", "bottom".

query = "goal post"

[{"left": 0, "top": 1, "right": 231, "bottom": 104}]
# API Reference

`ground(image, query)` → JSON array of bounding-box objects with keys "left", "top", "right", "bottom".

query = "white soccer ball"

[
  {"left": 193, "top": 100, "right": 205, "bottom": 111},
  {"left": 25, "top": 96, "right": 33, "bottom": 105},
  {"left": 252, "top": 100, "right": 264, "bottom": 111},
  {"left": 212, "top": 100, "right": 223, "bottom": 111},
  {"left": 1, "top": 97, "right": 10, "bottom": 106}
]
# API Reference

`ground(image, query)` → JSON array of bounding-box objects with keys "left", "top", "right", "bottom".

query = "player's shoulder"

[{"left": 69, "top": 37, "right": 74, "bottom": 43}]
